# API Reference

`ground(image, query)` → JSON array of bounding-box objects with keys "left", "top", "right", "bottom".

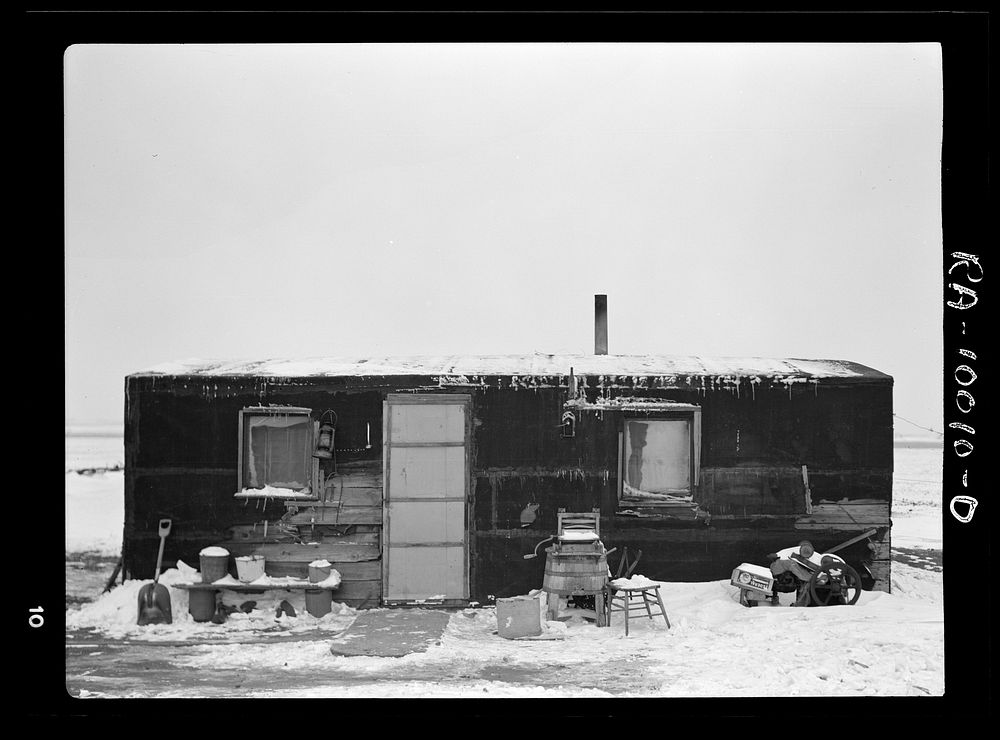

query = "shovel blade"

[{"left": 137, "top": 582, "right": 173, "bottom": 625}]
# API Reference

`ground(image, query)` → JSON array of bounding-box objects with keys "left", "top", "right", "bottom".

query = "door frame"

[{"left": 382, "top": 393, "right": 472, "bottom": 606}]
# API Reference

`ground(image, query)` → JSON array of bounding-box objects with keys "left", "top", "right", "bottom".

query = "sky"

[{"left": 64, "top": 43, "right": 943, "bottom": 434}]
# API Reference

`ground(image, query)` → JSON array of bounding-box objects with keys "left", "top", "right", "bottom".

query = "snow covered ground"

[
  {"left": 65, "top": 433, "right": 945, "bottom": 698},
  {"left": 68, "top": 562, "right": 944, "bottom": 698}
]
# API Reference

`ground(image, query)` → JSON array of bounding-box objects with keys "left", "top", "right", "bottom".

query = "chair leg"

[
  {"left": 654, "top": 588, "right": 670, "bottom": 629},
  {"left": 624, "top": 592, "right": 630, "bottom": 636},
  {"left": 641, "top": 590, "right": 655, "bottom": 620}
]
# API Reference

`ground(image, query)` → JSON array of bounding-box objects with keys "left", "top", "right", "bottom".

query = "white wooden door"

[{"left": 383, "top": 394, "right": 470, "bottom": 605}]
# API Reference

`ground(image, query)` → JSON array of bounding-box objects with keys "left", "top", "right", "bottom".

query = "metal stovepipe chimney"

[{"left": 595, "top": 294, "right": 608, "bottom": 355}]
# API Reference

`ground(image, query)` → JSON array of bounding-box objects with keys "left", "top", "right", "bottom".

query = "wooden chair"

[{"left": 605, "top": 547, "right": 670, "bottom": 635}]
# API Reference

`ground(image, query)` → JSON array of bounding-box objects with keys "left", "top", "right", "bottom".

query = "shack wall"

[
  {"left": 124, "top": 372, "right": 892, "bottom": 604},
  {"left": 124, "top": 375, "right": 397, "bottom": 608},
  {"left": 468, "top": 378, "right": 892, "bottom": 598}
]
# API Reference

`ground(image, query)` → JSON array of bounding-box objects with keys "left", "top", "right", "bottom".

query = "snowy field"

[
  {"left": 65, "top": 433, "right": 945, "bottom": 698},
  {"left": 65, "top": 429, "right": 124, "bottom": 556}
]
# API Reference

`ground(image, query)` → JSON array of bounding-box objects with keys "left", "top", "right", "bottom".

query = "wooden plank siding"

[
  {"left": 698, "top": 467, "right": 808, "bottom": 516},
  {"left": 284, "top": 506, "right": 382, "bottom": 526},
  {"left": 312, "top": 487, "right": 382, "bottom": 508},
  {"left": 231, "top": 460, "right": 388, "bottom": 607},
  {"left": 795, "top": 502, "right": 891, "bottom": 530},
  {"left": 225, "top": 541, "right": 380, "bottom": 563},
  {"left": 262, "top": 560, "right": 382, "bottom": 608}
]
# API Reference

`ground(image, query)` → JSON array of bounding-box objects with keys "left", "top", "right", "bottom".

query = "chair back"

[{"left": 613, "top": 546, "right": 643, "bottom": 579}]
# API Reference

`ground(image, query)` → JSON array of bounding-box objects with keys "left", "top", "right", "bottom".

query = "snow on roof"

[{"left": 132, "top": 353, "right": 889, "bottom": 382}]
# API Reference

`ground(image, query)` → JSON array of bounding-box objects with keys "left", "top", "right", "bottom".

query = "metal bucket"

[
  {"left": 308, "top": 561, "right": 332, "bottom": 583},
  {"left": 188, "top": 589, "right": 216, "bottom": 622},
  {"left": 236, "top": 555, "right": 265, "bottom": 583},
  {"left": 199, "top": 546, "right": 230, "bottom": 583},
  {"left": 305, "top": 589, "right": 332, "bottom": 617}
]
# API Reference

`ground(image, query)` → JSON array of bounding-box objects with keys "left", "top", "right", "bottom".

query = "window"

[
  {"left": 238, "top": 406, "right": 316, "bottom": 496},
  {"left": 619, "top": 412, "right": 701, "bottom": 505}
]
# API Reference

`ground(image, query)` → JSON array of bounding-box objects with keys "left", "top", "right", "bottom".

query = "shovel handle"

[
  {"left": 152, "top": 518, "right": 171, "bottom": 585},
  {"left": 152, "top": 533, "right": 166, "bottom": 584}
]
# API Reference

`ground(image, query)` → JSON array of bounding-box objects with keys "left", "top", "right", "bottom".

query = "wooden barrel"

[{"left": 543, "top": 552, "right": 608, "bottom": 595}]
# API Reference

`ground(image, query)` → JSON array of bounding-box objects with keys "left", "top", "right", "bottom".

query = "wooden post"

[
  {"left": 546, "top": 591, "right": 561, "bottom": 621},
  {"left": 801, "top": 465, "right": 813, "bottom": 514},
  {"left": 103, "top": 555, "right": 123, "bottom": 593},
  {"left": 827, "top": 528, "right": 879, "bottom": 554}
]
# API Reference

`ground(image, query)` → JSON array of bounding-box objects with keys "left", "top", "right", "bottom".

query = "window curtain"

[
  {"left": 246, "top": 415, "right": 311, "bottom": 489},
  {"left": 624, "top": 419, "right": 692, "bottom": 500}
]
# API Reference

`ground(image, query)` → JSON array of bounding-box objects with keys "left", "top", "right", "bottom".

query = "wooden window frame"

[
  {"left": 617, "top": 410, "right": 702, "bottom": 507},
  {"left": 237, "top": 405, "right": 318, "bottom": 497}
]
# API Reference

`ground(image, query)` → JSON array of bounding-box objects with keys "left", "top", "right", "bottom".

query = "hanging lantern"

[
  {"left": 313, "top": 410, "right": 337, "bottom": 459},
  {"left": 560, "top": 410, "right": 576, "bottom": 438}
]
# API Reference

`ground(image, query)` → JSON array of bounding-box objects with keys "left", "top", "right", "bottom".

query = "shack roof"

[{"left": 131, "top": 353, "right": 891, "bottom": 383}]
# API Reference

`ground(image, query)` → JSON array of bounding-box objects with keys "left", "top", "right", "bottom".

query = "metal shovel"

[{"left": 137, "top": 518, "right": 173, "bottom": 625}]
